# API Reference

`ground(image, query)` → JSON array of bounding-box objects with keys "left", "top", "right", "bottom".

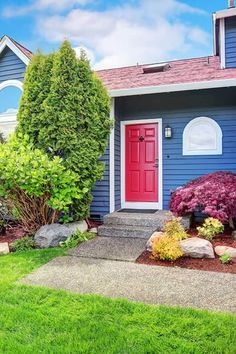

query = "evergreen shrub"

[{"left": 17, "top": 42, "right": 111, "bottom": 219}]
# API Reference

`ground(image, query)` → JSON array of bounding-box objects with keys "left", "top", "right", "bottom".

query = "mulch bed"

[
  {"left": 0, "top": 223, "right": 27, "bottom": 245},
  {"left": 87, "top": 218, "right": 102, "bottom": 230},
  {"left": 136, "top": 232, "right": 236, "bottom": 274}
]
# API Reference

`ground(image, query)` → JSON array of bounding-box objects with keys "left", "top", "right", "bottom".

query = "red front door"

[{"left": 125, "top": 123, "right": 158, "bottom": 202}]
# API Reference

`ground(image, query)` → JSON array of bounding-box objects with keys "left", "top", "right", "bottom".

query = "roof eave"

[
  {"left": 109, "top": 78, "right": 236, "bottom": 97},
  {"left": 214, "top": 7, "right": 236, "bottom": 20}
]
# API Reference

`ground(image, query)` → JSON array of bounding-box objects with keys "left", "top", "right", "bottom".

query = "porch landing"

[{"left": 98, "top": 210, "right": 190, "bottom": 239}]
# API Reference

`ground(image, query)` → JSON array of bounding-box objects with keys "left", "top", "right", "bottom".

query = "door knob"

[
  {"left": 139, "top": 136, "right": 144, "bottom": 142},
  {"left": 153, "top": 159, "right": 159, "bottom": 168}
]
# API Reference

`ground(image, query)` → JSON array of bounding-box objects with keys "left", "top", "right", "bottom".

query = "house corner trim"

[{"left": 109, "top": 97, "right": 115, "bottom": 213}]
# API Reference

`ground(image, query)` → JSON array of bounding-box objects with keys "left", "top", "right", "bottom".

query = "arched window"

[
  {"left": 183, "top": 117, "right": 222, "bottom": 155},
  {"left": 0, "top": 80, "right": 23, "bottom": 138}
]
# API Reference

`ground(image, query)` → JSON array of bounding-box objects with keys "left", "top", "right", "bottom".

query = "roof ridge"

[{"left": 96, "top": 55, "right": 215, "bottom": 72}]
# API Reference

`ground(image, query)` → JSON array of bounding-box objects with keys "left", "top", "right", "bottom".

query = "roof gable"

[{"left": 0, "top": 35, "right": 31, "bottom": 66}]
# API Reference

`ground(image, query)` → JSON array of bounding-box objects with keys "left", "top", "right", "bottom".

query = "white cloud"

[
  {"left": 73, "top": 45, "right": 95, "bottom": 65},
  {"left": 3, "top": 0, "right": 90, "bottom": 17},
  {"left": 35, "top": 0, "right": 210, "bottom": 69}
]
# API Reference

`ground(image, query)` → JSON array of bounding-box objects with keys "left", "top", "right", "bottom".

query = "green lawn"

[{"left": 0, "top": 250, "right": 235, "bottom": 354}]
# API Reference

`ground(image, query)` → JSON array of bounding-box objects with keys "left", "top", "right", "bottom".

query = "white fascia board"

[
  {"left": 215, "top": 8, "right": 236, "bottom": 20},
  {"left": 0, "top": 36, "right": 30, "bottom": 66},
  {"left": 109, "top": 78, "right": 236, "bottom": 98}
]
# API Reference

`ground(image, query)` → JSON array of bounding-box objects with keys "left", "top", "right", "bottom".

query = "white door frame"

[{"left": 120, "top": 118, "right": 163, "bottom": 210}]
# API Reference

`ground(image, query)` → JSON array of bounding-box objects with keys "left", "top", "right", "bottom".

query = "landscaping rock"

[
  {"left": 89, "top": 227, "right": 97, "bottom": 234},
  {"left": 215, "top": 246, "right": 236, "bottom": 258},
  {"left": 146, "top": 231, "right": 165, "bottom": 252},
  {"left": 179, "top": 237, "right": 215, "bottom": 259},
  {"left": 34, "top": 221, "right": 88, "bottom": 248},
  {"left": 0, "top": 242, "right": 9, "bottom": 255}
]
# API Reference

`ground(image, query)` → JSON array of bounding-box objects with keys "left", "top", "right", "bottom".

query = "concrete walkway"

[
  {"left": 68, "top": 237, "right": 147, "bottom": 261},
  {"left": 21, "top": 252, "right": 236, "bottom": 314}
]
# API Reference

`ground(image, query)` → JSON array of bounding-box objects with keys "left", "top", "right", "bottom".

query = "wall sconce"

[{"left": 165, "top": 125, "right": 172, "bottom": 138}]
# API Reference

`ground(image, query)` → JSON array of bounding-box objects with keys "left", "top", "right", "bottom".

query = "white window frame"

[
  {"left": 183, "top": 116, "right": 223, "bottom": 156},
  {"left": 0, "top": 80, "right": 23, "bottom": 137}
]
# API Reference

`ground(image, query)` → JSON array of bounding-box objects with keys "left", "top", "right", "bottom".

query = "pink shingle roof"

[
  {"left": 10, "top": 37, "right": 32, "bottom": 59},
  {"left": 96, "top": 56, "right": 236, "bottom": 91}
]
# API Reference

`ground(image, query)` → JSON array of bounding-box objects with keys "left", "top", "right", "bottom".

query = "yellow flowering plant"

[{"left": 197, "top": 217, "right": 224, "bottom": 241}]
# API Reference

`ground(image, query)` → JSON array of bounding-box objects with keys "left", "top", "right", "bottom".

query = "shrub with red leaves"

[{"left": 170, "top": 171, "right": 236, "bottom": 225}]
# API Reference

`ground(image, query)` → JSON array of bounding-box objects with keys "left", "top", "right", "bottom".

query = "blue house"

[{"left": 1, "top": 1, "right": 236, "bottom": 225}]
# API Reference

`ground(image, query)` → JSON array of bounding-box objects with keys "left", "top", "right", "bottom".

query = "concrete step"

[
  {"left": 103, "top": 211, "right": 190, "bottom": 230},
  {"left": 98, "top": 225, "right": 155, "bottom": 239}
]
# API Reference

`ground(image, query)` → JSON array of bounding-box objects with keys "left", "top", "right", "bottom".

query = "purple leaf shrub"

[{"left": 170, "top": 171, "right": 236, "bottom": 223}]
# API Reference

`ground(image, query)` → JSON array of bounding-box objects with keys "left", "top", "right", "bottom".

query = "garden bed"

[
  {"left": 136, "top": 234, "right": 236, "bottom": 274},
  {"left": 0, "top": 223, "right": 27, "bottom": 245}
]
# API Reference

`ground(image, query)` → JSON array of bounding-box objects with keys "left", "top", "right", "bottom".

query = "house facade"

[{"left": 1, "top": 2, "right": 236, "bottom": 220}]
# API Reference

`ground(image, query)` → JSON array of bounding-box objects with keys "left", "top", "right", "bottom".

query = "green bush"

[
  {"left": 197, "top": 217, "right": 224, "bottom": 241},
  {"left": 0, "top": 134, "right": 87, "bottom": 231},
  {"left": 220, "top": 254, "right": 232, "bottom": 264},
  {"left": 11, "top": 236, "right": 35, "bottom": 252},
  {"left": 17, "top": 41, "right": 111, "bottom": 220},
  {"left": 60, "top": 229, "right": 95, "bottom": 249}
]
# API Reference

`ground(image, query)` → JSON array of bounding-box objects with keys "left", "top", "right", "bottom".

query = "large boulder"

[
  {"left": 179, "top": 237, "right": 215, "bottom": 259},
  {"left": 0, "top": 242, "right": 9, "bottom": 255},
  {"left": 215, "top": 246, "right": 236, "bottom": 258},
  {"left": 34, "top": 221, "right": 88, "bottom": 248}
]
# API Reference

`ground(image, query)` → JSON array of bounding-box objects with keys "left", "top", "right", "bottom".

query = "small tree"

[{"left": 17, "top": 41, "right": 111, "bottom": 219}]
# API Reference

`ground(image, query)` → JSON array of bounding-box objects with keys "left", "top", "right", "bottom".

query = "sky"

[{"left": 0, "top": 0, "right": 229, "bottom": 70}]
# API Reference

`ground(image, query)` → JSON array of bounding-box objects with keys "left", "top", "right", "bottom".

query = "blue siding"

[
  {"left": 0, "top": 47, "right": 26, "bottom": 82},
  {"left": 90, "top": 145, "right": 110, "bottom": 219},
  {"left": 225, "top": 17, "right": 236, "bottom": 68},
  {"left": 116, "top": 89, "right": 236, "bottom": 210},
  {"left": 90, "top": 102, "right": 122, "bottom": 219}
]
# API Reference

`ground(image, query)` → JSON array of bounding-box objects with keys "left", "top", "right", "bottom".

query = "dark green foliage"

[
  {"left": 10, "top": 236, "right": 35, "bottom": 252},
  {"left": 17, "top": 41, "right": 111, "bottom": 219}
]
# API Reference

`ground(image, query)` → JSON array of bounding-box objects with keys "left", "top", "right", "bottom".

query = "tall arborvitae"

[
  {"left": 17, "top": 52, "right": 54, "bottom": 141},
  {"left": 69, "top": 50, "right": 111, "bottom": 216},
  {"left": 17, "top": 41, "right": 111, "bottom": 219}
]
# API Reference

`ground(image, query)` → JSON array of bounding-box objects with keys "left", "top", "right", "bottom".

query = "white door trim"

[{"left": 120, "top": 118, "right": 163, "bottom": 210}]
